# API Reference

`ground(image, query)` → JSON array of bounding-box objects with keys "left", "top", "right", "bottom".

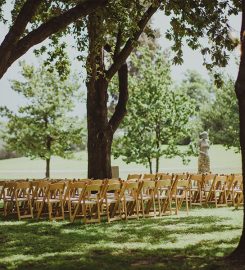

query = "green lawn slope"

[{"left": 0, "top": 145, "right": 241, "bottom": 179}]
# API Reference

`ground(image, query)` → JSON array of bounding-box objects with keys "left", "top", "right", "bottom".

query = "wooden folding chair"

[
  {"left": 206, "top": 175, "right": 228, "bottom": 207},
  {"left": 202, "top": 174, "right": 217, "bottom": 203},
  {"left": 81, "top": 183, "right": 103, "bottom": 224},
  {"left": 0, "top": 181, "right": 5, "bottom": 213},
  {"left": 139, "top": 180, "right": 156, "bottom": 217},
  {"left": 3, "top": 181, "right": 16, "bottom": 217},
  {"left": 172, "top": 174, "right": 190, "bottom": 215},
  {"left": 189, "top": 174, "right": 204, "bottom": 206},
  {"left": 33, "top": 181, "right": 49, "bottom": 215},
  {"left": 13, "top": 181, "right": 33, "bottom": 220},
  {"left": 122, "top": 181, "right": 141, "bottom": 220},
  {"left": 155, "top": 178, "right": 172, "bottom": 216},
  {"left": 69, "top": 181, "right": 87, "bottom": 222},
  {"left": 102, "top": 182, "right": 123, "bottom": 223},
  {"left": 232, "top": 175, "right": 243, "bottom": 208},
  {"left": 37, "top": 182, "right": 65, "bottom": 221},
  {"left": 226, "top": 174, "right": 236, "bottom": 205}
]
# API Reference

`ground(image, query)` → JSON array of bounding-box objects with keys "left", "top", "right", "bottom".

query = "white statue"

[{"left": 198, "top": 131, "right": 210, "bottom": 173}]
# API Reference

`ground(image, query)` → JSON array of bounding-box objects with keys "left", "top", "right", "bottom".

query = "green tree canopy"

[
  {"left": 178, "top": 70, "right": 213, "bottom": 111},
  {"left": 200, "top": 76, "right": 239, "bottom": 150},
  {"left": 113, "top": 47, "right": 196, "bottom": 173},
  {"left": 0, "top": 61, "right": 84, "bottom": 178}
]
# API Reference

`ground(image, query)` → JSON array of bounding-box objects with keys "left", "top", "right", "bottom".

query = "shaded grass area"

[{"left": 0, "top": 207, "right": 244, "bottom": 270}]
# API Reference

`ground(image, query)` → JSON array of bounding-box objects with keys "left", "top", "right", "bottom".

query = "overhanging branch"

[
  {"left": 0, "top": 0, "right": 42, "bottom": 75},
  {"left": 0, "top": 0, "right": 108, "bottom": 78},
  {"left": 106, "top": 1, "right": 160, "bottom": 81},
  {"left": 108, "top": 62, "right": 128, "bottom": 133}
]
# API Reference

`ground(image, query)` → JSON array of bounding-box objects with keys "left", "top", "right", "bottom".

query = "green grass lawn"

[
  {"left": 0, "top": 206, "right": 243, "bottom": 270},
  {"left": 0, "top": 145, "right": 242, "bottom": 179}
]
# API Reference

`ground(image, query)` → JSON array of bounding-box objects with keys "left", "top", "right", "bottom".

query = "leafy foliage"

[
  {"left": 0, "top": 61, "right": 84, "bottom": 172},
  {"left": 200, "top": 76, "right": 239, "bottom": 151},
  {"left": 112, "top": 47, "right": 196, "bottom": 173},
  {"left": 177, "top": 70, "right": 213, "bottom": 111}
]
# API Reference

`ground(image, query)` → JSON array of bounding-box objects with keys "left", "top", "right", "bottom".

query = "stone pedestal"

[{"left": 111, "top": 166, "right": 119, "bottom": 178}]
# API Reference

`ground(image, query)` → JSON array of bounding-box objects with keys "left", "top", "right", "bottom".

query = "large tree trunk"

[
  {"left": 86, "top": 4, "right": 156, "bottom": 179},
  {"left": 229, "top": 0, "right": 245, "bottom": 261},
  {"left": 86, "top": 13, "right": 113, "bottom": 179},
  {"left": 87, "top": 76, "right": 113, "bottom": 179}
]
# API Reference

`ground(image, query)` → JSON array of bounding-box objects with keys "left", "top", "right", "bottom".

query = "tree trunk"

[
  {"left": 229, "top": 1, "right": 245, "bottom": 261},
  {"left": 156, "top": 157, "right": 159, "bottom": 174},
  {"left": 44, "top": 115, "right": 51, "bottom": 179},
  {"left": 45, "top": 158, "right": 50, "bottom": 178},
  {"left": 87, "top": 76, "right": 113, "bottom": 179},
  {"left": 86, "top": 13, "right": 112, "bottom": 179},
  {"left": 147, "top": 157, "right": 153, "bottom": 174},
  {"left": 86, "top": 11, "right": 129, "bottom": 179}
]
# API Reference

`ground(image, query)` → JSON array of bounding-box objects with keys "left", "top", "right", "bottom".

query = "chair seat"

[
  {"left": 190, "top": 187, "right": 199, "bottom": 191},
  {"left": 83, "top": 199, "right": 98, "bottom": 205},
  {"left": 156, "top": 194, "right": 168, "bottom": 199},
  {"left": 46, "top": 198, "right": 61, "bottom": 203},
  {"left": 141, "top": 195, "right": 152, "bottom": 200},
  {"left": 172, "top": 194, "right": 185, "bottom": 199},
  {"left": 69, "top": 197, "right": 80, "bottom": 202},
  {"left": 13, "top": 197, "right": 29, "bottom": 201},
  {"left": 123, "top": 195, "right": 136, "bottom": 202}
]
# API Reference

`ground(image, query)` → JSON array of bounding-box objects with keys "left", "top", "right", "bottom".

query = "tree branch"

[
  {"left": 0, "top": 0, "right": 108, "bottom": 78},
  {"left": 106, "top": 1, "right": 160, "bottom": 80},
  {"left": 108, "top": 62, "right": 128, "bottom": 133},
  {"left": 0, "top": 0, "right": 42, "bottom": 74},
  {"left": 113, "top": 28, "right": 122, "bottom": 60}
]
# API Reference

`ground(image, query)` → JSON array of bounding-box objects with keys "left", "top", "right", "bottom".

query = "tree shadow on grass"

[{"left": 0, "top": 213, "right": 243, "bottom": 270}]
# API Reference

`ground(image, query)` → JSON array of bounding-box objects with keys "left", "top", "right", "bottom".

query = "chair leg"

[
  {"left": 175, "top": 197, "right": 178, "bottom": 215},
  {"left": 136, "top": 199, "right": 139, "bottom": 220},
  {"left": 106, "top": 202, "right": 110, "bottom": 223},
  {"left": 61, "top": 201, "right": 64, "bottom": 220},
  {"left": 29, "top": 199, "right": 33, "bottom": 218},
  {"left": 158, "top": 196, "right": 161, "bottom": 216},
  {"left": 97, "top": 203, "right": 101, "bottom": 223},
  {"left": 16, "top": 201, "right": 21, "bottom": 221},
  {"left": 169, "top": 196, "right": 172, "bottom": 215},
  {"left": 37, "top": 201, "right": 44, "bottom": 219},
  {"left": 186, "top": 193, "right": 189, "bottom": 215},
  {"left": 215, "top": 192, "right": 217, "bottom": 208},
  {"left": 48, "top": 203, "right": 53, "bottom": 221},
  {"left": 141, "top": 199, "right": 145, "bottom": 218},
  {"left": 124, "top": 201, "right": 128, "bottom": 220},
  {"left": 153, "top": 197, "right": 156, "bottom": 217},
  {"left": 83, "top": 204, "right": 87, "bottom": 224}
]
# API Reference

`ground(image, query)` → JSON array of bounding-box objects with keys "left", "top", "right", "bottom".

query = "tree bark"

[
  {"left": 86, "top": 12, "right": 112, "bottom": 179},
  {"left": 147, "top": 157, "right": 153, "bottom": 174},
  {"left": 45, "top": 158, "right": 50, "bottom": 178},
  {"left": 44, "top": 115, "right": 51, "bottom": 178},
  {"left": 229, "top": 0, "right": 245, "bottom": 261},
  {"left": 156, "top": 157, "right": 159, "bottom": 174}
]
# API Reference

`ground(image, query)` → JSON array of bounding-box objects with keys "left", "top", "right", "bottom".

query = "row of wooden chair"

[
  {"left": 0, "top": 173, "right": 243, "bottom": 223},
  {"left": 0, "top": 176, "right": 190, "bottom": 222},
  {"left": 127, "top": 173, "right": 244, "bottom": 208}
]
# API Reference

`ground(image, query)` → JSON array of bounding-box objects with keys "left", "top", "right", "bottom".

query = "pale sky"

[{"left": 0, "top": 9, "right": 241, "bottom": 117}]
